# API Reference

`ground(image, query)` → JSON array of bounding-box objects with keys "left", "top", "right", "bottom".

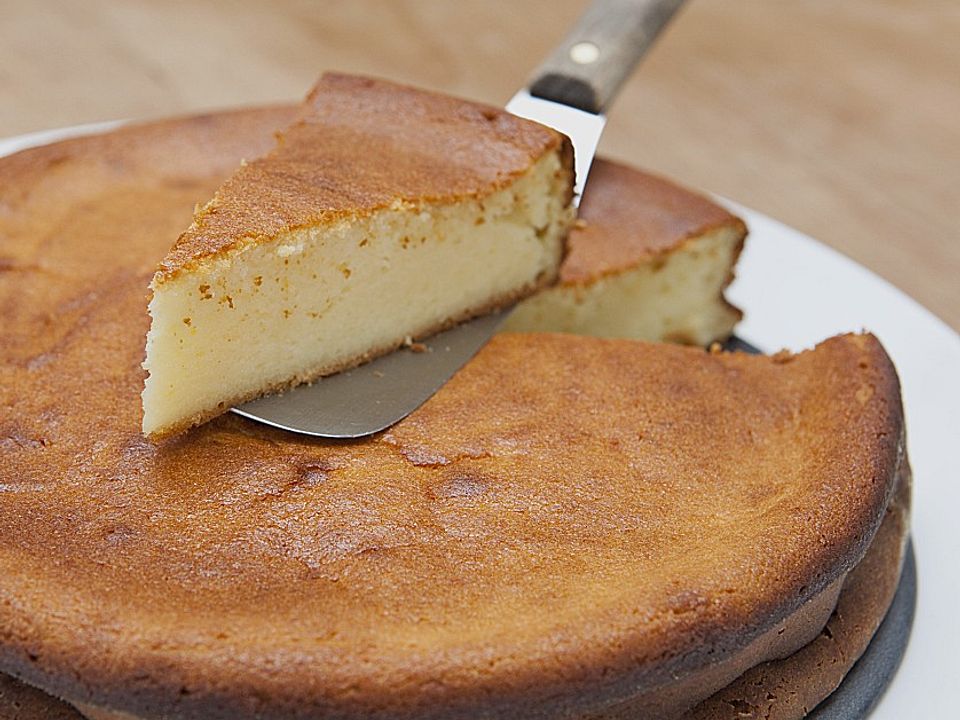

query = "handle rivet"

[{"left": 569, "top": 41, "right": 600, "bottom": 65}]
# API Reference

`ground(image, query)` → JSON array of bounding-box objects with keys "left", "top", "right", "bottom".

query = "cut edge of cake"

[
  {"left": 503, "top": 220, "right": 745, "bottom": 344},
  {"left": 502, "top": 159, "right": 747, "bottom": 345}
]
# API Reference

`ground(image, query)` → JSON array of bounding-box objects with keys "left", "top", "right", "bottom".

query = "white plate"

[{"left": 2, "top": 122, "right": 958, "bottom": 718}]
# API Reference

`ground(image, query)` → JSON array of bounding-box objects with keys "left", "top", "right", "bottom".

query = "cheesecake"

[
  {"left": 503, "top": 159, "right": 745, "bottom": 344},
  {"left": 0, "top": 106, "right": 908, "bottom": 720},
  {"left": 141, "top": 74, "right": 575, "bottom": 438}
]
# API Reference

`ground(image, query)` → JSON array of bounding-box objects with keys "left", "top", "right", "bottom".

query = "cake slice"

[
  {"left": 141, "top": 74, "right": 574, "bottom": 438},
  {"left": 503, "top": 159, "right": 745, "bottom": 345}
]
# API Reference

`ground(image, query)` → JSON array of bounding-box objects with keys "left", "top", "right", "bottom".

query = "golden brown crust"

[
  {"left": 562, "top": 160, "right": 747, "bottom": 285},
  {"left": 683, "top": 461, "right": 911, "bottom": 720},
  {"left": 0, "top": 466, "right": 911, "bottom": 720},
  {"left": 157, "top": 73, "right": 568, "bottom": 282},
  {"left": 0, "top": 109, "right": 903, "bottom": 720},
  {"left": 0, "top": 329, "right": 903, "bottom": 719}
]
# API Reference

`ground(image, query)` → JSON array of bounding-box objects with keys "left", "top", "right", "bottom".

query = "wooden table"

[{"left": 2, "top": 0, "right": 957, "bottom": 330}]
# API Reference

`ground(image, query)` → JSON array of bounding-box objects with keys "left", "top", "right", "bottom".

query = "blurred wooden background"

[{"left": 1, "top": 0, "right": 957, "bottom": 329}]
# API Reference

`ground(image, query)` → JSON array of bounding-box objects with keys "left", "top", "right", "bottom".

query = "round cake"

[{"left": 0, "top": 109, "right": 908, "bottom": 719}]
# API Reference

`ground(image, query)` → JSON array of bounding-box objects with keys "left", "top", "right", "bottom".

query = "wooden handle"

[{"left": 528, "top": 0, "right": 686, "bottom": 114}]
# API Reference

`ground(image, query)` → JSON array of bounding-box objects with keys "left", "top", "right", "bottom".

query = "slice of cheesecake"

[
  {"left": 503, "top": 159, "right": 745, "bottom": 345},
  {"left": 142, "top": 74, "right": 575, "bottom": 438}
]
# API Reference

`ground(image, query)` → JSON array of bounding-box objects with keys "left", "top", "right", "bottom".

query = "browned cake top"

[
  {"left": 563, "top": 160, "right": 745, "bottom": 284},
  {"left": 0, "top": 110, "right": 902, "bottom": 720},
  {"left": 157, "top": 73, "right": 568, "bottom": 281}
]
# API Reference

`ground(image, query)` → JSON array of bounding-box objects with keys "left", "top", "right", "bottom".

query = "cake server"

[{"left": 232, "top": 0, "right": 687, "bottom": 438}]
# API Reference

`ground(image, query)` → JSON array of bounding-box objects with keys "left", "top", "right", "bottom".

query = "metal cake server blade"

[{"left": 232, "top": 0, "right": 685, "bottom": 438}]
